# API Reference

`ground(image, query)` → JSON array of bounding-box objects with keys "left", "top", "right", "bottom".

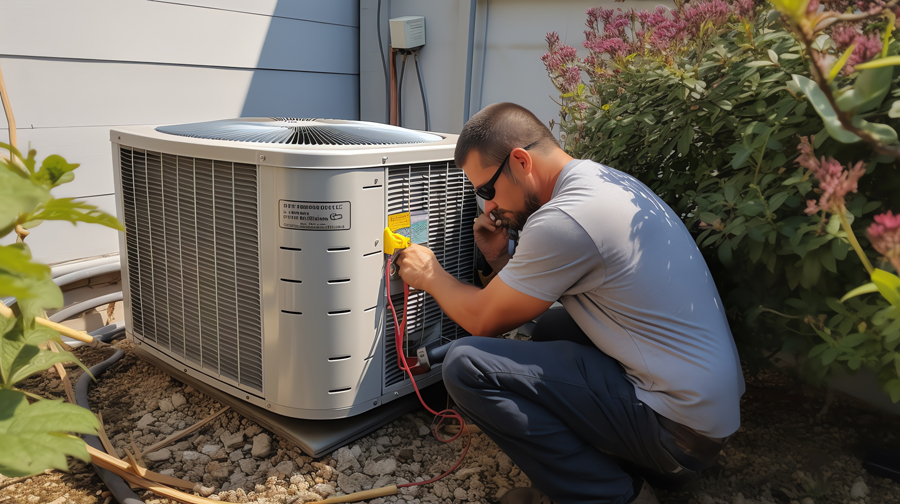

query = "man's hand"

[
  {"left": 394, "top": 244, "right": 446, "bottom": 291},
  {"left": 474, "top": 213, "right": 510, "bottom": 270}
]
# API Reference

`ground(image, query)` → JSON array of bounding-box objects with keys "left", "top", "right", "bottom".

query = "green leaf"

[
  {"left": 768, "top": 192, "right": 790, "bottom": 213},
  {"left": 822, "top": 346, "right": 840, "bottom": 365},
  {"left": 829, "top": 44, "right": 857, "bottom": 82},
  {"left": 31, "top": 155, "right": 80, "bottom": 190},
  {"left": 0, "top": 168, "right": 52, "bottom": 236},
  {"left": 854, "top": 55, "right": 900, "bottom": 70},
  {"left": 872, "top": 268, "right": 900, "bottom": 307},
  {"left": 840, "top": 282, "right": 879, "bottom": 302},
  {"left": 28, "top": 199, "right": 124, "bottom": 232},
  {"left": 677, "top": 128, "right": 694, "bottom": 157},
  {"left": 718, "top": 240, "right": 733, "bottom": 266},
  {"left": 889, "top": 100, "right": 900, "bottom": 118},
  {"left": 839, "top": 332, "right": 869, "bottom": 348},
  {"left": 792, "top": 74, "right": 860, "bottom": 143},
  {"left": 0, "top": 389, "right": 98, "bottom": 477},
  {"left": 836, "top": 66, "right": 893, "bottom": 113}
]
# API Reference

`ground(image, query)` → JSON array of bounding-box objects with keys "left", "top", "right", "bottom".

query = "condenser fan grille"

[{"left": 156, "top": 118, "right": 443, "bottom": 146}]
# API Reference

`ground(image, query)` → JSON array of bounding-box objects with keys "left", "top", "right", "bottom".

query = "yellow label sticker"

[{"left": 388, "top": 212, "right": 411, "bottom": 232}]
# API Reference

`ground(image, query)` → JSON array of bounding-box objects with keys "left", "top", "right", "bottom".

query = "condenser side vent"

[
  {"left": 119, "top": 147, "right": 264, "bottom": 392},
  {"left": 384, "top": 162, "right": 477, "bottom": 387}
]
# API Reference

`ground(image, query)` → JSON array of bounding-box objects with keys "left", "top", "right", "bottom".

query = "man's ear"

[{"left": 511, "top": 147, "right": 533, "bottom": 175}]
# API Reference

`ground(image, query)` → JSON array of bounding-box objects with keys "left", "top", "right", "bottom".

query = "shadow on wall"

[{"left": 240, "top": 0, "right": 361, "bottom": 119}]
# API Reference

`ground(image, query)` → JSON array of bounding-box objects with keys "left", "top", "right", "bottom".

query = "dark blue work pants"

[{"left": 442, "top": 308, "right": 706, "bottom": 504}]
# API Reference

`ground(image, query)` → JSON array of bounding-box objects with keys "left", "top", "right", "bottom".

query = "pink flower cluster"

[
  {"left": 831, "top": 25, "right": 883, "bottom": 75},
  {"left": 867, "top": 211, "right": 900, "bottom": 271},
  {"left": 580, "top": 0, "right": 740, "bottom": 70},
  {"left": 541, "top": 32, "right": 583, "bottom": 94},
  {"left": 796, "top": 136, "right": 866, "bottom": 215}
]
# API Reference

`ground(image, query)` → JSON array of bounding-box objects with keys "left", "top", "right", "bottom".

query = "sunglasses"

[{"left": 474, "top": 140, "right": 541, "bottom": 200}]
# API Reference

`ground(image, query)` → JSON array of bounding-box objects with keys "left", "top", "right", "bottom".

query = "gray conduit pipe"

[
  {"left": 463, "top": 0, "right": 477, "bottom": 124},
  {"left": 49, "top": 292, "right": 123, "bottom": 324},
  {"left": 53, "top": 262, "right": 121, "bottom": 287},
  {"left": 52, "top": 255, "right": 120, "bottom": 279},
  {"left": 75, "top": 346, "right": 146, "bottom": 504},
  {"left": 50, "top": 292, "right": 124, "bottom": 348}
]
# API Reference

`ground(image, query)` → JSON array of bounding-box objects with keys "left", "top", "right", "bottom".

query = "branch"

[
  {"left": 813, "top": 0, "right": 900, "bottom": 32},
  {"left": 803, "top": 36, "right": 900, "bottom": 160}
]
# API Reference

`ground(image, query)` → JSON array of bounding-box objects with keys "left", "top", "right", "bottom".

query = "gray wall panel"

[
  {"left": 2, "top": 0, "right": 360, "bottom": 265},
  {"left": 155, "top": 0, "right": 360, "bottom": 26},
  {"left": 0, "top": 58, "right": 358, "bottom": 129},
  {"left": 1, "top": 0, "right": 358, "bottom": 74}
]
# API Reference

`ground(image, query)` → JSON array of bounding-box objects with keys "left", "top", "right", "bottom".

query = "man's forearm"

[
  {"left": 486, "top": 251, "right": 511, "bottom": 273},
  {"left": 425, "top": 269, "right": 493, "bottom": 336}
]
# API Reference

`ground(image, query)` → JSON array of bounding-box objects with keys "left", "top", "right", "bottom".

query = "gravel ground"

[{"left": 2, "top": 338, "right": 900, "bottom": 504}]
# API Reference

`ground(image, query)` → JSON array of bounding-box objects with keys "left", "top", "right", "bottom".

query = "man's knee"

[{"left": 441, "top": 336, "right": 486, "bottom": 393}]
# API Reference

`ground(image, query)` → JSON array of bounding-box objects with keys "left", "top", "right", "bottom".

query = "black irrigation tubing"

[{"left": 75, "top": 328, "right": 145, "bottom": 504}]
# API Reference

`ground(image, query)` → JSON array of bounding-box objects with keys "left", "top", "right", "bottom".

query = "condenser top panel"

[
  {"left": 156, "top": 118, "right": 444, "bottom": 146},
  {"left": 111, "top": 119, "right": 458, "bottom": 170}
]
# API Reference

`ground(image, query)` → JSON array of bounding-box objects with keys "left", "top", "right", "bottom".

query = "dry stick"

[
  {"left": 87, "top": 445, "right": 196, "bottom": 490},
  {"left": 139, "top": 405, "right": 230, "bottom": 457},
  {"left": 129, "top": 432, "right": 146, "bottom": 467},
  {"left": 0, "top": 60, "right": 16, "bottom": 148},
  {"left": 48, "top": 341, "right": 77, "bottom": 404},
  {"left": 96, "top": 412, "right": 122, "bottom": 460}
]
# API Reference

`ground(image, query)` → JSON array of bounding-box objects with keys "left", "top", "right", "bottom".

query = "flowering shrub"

[{"left": 543, "top": 0, "right": 900, "bottom": 400}]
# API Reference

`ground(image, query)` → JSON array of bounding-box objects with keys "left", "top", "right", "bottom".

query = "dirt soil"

[{"left": 1, "top": 338, "right": 899, "bottom": 504}]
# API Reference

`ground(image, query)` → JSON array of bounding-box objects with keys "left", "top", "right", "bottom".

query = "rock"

[
  {"left": 201, "top": 444, "right": 219, "bottom": 455},
  {"left": 733, "top": 493, "right": 745, "bottom": 504},
  {"left": 497, "top": 453, "right": 513, "bottom": 476},
  {"left": 239, "top": 458, "right": 257, "bottom": 475},
  {"left": 314, "top": 483, "right": 336, "bottom": 496},
  {"left": 800, "top": 498, "right": 814, "bottom": 504},
  {"left": 172, "top": 393, "right": 186, "bottom": 408},
  {"left": 221, "top": 431, "right": 244, "bottom": 449},
  {"left": 363, "top": 455, "right": 397, "bottom": 476},
  {"left": 229, "top": 450, "right": 244, "bottom": 462},
  {"left": 398, "top": 448, "right": 414, "bottom": 462},
  {"left": 376, "top": 436, "right": 391, "bottom": 446},
  {"left": 159, "top": 468, "right": 176, "bottom": 477},
  {"left": 211, "top": 449, "right": 228, "bottom": 460},
  {"left": 334, "top": 447, "right": 360, "bottom": 473},
  {"left": 453, "top": 487, "right": 468, "bottom": 500},
  {"left": 850, "top": 478, "right": 869, "bottom": 499},
  {"left": 194, "top": 484, "right": 215, "bottom": 497},
  {"left": 144, "top": 448, "right": 171, "bottom": 462},
  {"left": 698, "top": 492, "right": 715, "bottom": 504},
  {"left": 269, "top": 460, "right": 294, "bottom": 478},
  {"left": 159, "top": 399, "right": 174, "bottom": 413},
  {"left": 146, "top": 399, "right": 159, "bottom": 411},
  {"left": 417, "top": 425, "right": 431, "bottom": 436},
  {"left": 337, "top": 472, "right": 373, "bottom": 494},
  {"left": 454, "top": 467, "right": 480, "bottom": 480},
  {"left": 207, "top": 461, "right": 230, "bottom": 479},
  {"left": 136, "top": 413, "right": 155, "bottom": 430},
  {"left": 182, "top": 451, "right": 210, "bottom": 465},
  {"left": 230, "top": 470, "right": 247, "bottom": 488},
  {"left": 251, "top": 433, "right": 271, "bottom": 457},
  {"left": 244, "top": 424, "right": 262, "bottom": 437}
]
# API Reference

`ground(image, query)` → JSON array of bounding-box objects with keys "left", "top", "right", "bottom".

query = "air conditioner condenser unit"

[{"left": 110, "top": 118, "right": 477, "bottom": 420}]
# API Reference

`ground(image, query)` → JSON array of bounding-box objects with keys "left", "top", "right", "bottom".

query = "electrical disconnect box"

[{"left": 390, "top": 16, "right": 425, "bottom": 49}]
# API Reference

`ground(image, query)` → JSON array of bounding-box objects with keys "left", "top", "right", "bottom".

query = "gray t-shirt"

[{"left": 498, "top": 159, "right": 745, "bottom": 438}]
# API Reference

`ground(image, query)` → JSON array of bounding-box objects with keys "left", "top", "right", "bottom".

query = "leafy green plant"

[
  {"left": 542, "top": 0, "right": 900, "bottom": 399},
  {"left": 0, "top": 143, "right": 123, "bottom": 477}
]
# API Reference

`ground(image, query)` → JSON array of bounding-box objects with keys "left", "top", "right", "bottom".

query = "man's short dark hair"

[{"left": 454, "top": 102, "right": 558, "bottom": 170}]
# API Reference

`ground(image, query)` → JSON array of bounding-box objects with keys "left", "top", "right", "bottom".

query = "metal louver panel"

[
  {"left": 119, "top": 147, "right": 263, "bottom": 392},
  {"left": 384, "top": 162, "right": 477, "bottom": 387}
]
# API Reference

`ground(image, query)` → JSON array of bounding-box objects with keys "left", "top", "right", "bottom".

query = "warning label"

[
  {"left": 280, "top": 200, "right": 350, "bottom": 231},
  {"left": 388, "top": 211, "right": 428, "bottom": 244}
]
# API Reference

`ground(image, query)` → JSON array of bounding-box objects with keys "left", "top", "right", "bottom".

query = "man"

[{"left": 394, "top": 102, "right": 744, "bottom": 504}]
